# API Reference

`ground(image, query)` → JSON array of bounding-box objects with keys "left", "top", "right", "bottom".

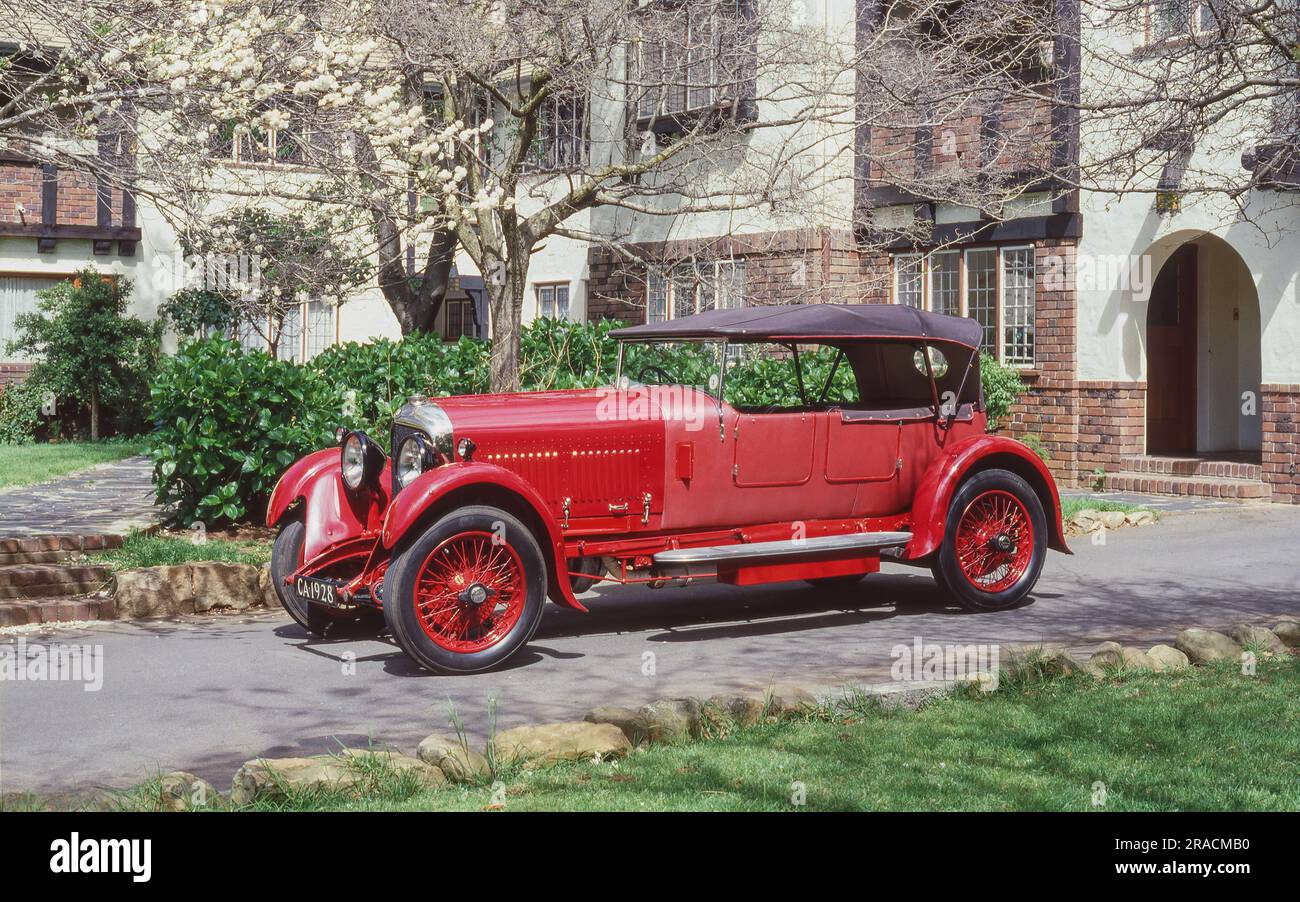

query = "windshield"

[{"left": 619, "top": 341, "right": 725, "bottom": 395}]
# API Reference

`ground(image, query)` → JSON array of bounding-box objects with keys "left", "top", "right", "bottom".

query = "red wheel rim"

[
  {"left": 412, "top": 531, "right": 526, "bottom": 654},
  {"left": 954, "top": 490, "right": 1034, "bottom": 593}
]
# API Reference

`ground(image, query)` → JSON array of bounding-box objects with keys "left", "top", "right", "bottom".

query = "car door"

[{"left": 732, "top": 410, "right": 816, "bottom": 487}]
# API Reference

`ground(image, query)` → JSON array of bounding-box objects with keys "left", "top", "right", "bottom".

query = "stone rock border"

[
  {"left": 109, "top": 562, "right": 278, "bottom": 620},
  {"left": 1064, "top": 507, "right": 1156, "bottom": 537}
]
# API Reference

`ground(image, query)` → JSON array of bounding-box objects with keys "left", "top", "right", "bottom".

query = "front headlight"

[
  {"left": 396, "top": 434, "right": 435, "bottom": 488},
  {"left": 340, "top": 430, "right": 383, "bottom": 491}
]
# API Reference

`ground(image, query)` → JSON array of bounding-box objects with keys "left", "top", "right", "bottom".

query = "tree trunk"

[
  {"left": 90, "top": 386, "right": 99, "bottom": 441},
  {"left": 377, "top": 226, "right": 458, "bottom": 336},
  {"left": 486, "top": 245, "right": 530, "bottom": 393}
]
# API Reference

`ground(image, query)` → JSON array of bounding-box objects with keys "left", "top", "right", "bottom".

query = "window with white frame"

[
  {"left": 894, "top": 254, "right": 923, "bottom": 308},
  {"left": 890, "top": 246, "right": 1036, "bottom": 365},
  {"left": 647, "top": 259, "right": 746, "bottom": 323},
  {"left": 929, "top": 251, "right": 961, "bottom": 316},
  {"left": 1001, "top": 248, "right": 1035, "bottom": 365},
  {"left": 535, "top": 283, "right": 571, "bottom": 320},
  {"left": 233, "top": 300, "right": 335, "bottom": 362}
]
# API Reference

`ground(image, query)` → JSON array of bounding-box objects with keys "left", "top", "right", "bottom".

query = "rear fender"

[
  {"left": 265, "top": 447, "right": 390, "bottom": 562},
  {"left": 381, "top": 462, "right": 585, "bottom": 612},
  {"left": 905, "top": 435, "right": 1070, "bottom": 560}
]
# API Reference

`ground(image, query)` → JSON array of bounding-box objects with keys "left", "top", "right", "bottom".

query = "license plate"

[{"left": 294, "top": 575, "right": 342, "bottom": 607}]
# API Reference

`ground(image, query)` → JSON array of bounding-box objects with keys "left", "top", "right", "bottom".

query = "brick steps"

[
  {"left": 0, "top": 596, "right": 115, "bottom": 627},
  {"left": 0, "top": 533, "right": 124, "bottom": 566},
  {"left": 1118, "top": 455, "right": 1262, "bottom": 480},
  {"left": 0, "top": 534, "right": 123, "bottom": 626},
  {"left": 0, "top": 564, "right": 114, "bottom": 599},
  {"left": 1105, "top": 472, "right": 1271, "bottom": 500}
]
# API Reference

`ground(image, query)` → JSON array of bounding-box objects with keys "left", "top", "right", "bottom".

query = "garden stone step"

[
  {"left": 1104, "top": 471, "right": 1271, "bottom": 501},
  {"left": 0, "top": 563, "right": 114, "bottom": 600},
  {"left": 0, "top": 595, "right": 116, "bottom": 627}
]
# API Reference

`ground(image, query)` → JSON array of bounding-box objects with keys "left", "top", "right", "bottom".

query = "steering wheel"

[{"left": 636, "top": 364, "right": 675, "bottom": 385}]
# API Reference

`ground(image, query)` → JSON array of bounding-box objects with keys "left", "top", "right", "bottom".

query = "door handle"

[{"left": 608, "top": 502, "right": 629, "bottom": 513}]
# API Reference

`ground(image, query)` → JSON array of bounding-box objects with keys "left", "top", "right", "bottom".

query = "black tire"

[
  {"left": 384, "top": 505, "right": 547, "bottom": 674},
  {"left": 567, "top": 556, "right": 602, "bottom": 594},
  {"left": 804, "top": 574, "right": 865, "bottom": 590},
  {"left": 270, "top": 519, "right": 384, "bottom": 638},
  {"left": 932, "top": 468, "right": 1047, "bottom": 612}
]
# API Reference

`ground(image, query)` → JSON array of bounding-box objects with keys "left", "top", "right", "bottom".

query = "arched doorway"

[{"left": 1145, "top": 234, "right": 1262, "bottom": 456}]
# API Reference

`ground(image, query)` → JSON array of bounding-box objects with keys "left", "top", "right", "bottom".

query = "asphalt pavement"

[{"left": 2, "top": 503, "right": 1297, "bottom": 793}]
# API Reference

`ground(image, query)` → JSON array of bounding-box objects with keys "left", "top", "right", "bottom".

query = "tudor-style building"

[{"left": 849, "top": 0, "right": 1299, "bottom": 503}]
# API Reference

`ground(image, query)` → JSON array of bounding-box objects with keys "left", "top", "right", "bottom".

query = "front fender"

[
  {"left": 905, "top": 435, "right": 1070, "bottom": 560},
  {"left": 266, "top": 447, "right": 390, "bottom": 562},
  {"left": 381, "top": 462, "right": 585, "bottom": 612}
]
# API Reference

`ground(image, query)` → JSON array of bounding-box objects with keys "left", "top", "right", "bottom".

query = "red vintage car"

[{"left": 267, "top": 304, "right": 1069, "bottom": 673}]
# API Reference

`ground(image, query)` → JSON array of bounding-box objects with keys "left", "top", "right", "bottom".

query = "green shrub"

[
  {"left": 1018, "top": 432, "right": 1051, "bottom": 463},
  {"left": 519, "top": 318, "right": 621, "bottom": 390},
  {"left": 979, "top": 352, "right": 1025, "bottom": 430},
  {"left": 5, "top": 269, "right": 161, "bottom": 440},
  {"left": 0, "top": 381, "right": 46, "bottom": 445},
  {"left": 157, "top": 288, "right": 237, "bottom": 338},
  {"left": 149, "top": 338, "right": 336, "bottom": 526},
  {"left": 308, "top": 333, "right": 489, "bottom": 448}
]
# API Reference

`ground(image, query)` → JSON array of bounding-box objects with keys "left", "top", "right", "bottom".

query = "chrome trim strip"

[{"left": 653, "top": 532, "right": 912, "bottom": 566}]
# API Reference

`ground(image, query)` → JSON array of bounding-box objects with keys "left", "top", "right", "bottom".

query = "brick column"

[{"left": 1261, "top": 384, "right": 1300, "bottom": 503}]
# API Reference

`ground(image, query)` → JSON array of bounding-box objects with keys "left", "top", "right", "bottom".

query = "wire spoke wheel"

[
  {"left": 954, "top": 489, "right": 1034, "bottom": 593},
  {"left": 413, "top": 531, "right": 525, "bottom": 654}
]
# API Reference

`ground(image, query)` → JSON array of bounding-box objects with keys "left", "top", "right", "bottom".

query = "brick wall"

[
  {"left": 55, "top": 169, "right": 98, "bottom": 226},
  {"left": 1073, "top": 382, "right": 1145, "bottom": 475},
  {"left": 1262, "top": 384, "right": 1300, "bottom": 503},
  {"left": 0, "top": 164, "right": 43, "bottom": 224},
  {"left": 0, "top": 161, "right": 126, "bottom": 229},
  {"left": 863, "top": 99, "right": 1053, "bottom": 186}
]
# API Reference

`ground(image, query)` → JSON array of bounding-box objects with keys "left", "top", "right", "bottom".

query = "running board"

[
  {"left": 654, "top": 531, "right": 912, "bottom": 565},
  {"left": 654, "top": 532, "right": 912, "bottom": 586}
]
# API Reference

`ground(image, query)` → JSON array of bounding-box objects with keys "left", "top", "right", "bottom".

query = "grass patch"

[
  {"left": 92, "top": 529, "right": 273, "bottom": 571},
  {"left": 122, "top": 655, "right": 1298, "bottom": 813},
  {"left": 0, "top": 439, "right": 147, "bottom": 489},
  {"left": 1060, "top": 496, "right": 1152, "bottom": 521}
]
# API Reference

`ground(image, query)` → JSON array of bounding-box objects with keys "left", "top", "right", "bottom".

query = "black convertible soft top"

[{"left": 610, "top": 303, "right": 983, "bottom": 349}]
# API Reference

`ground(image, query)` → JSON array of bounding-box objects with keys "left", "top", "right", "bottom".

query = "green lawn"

[
  {"left": 92, "top": 529, "right": 274, "bottom": 571},
  {"left": 1060, "top": 496, "right": 1151, "bottom": 521},
  {"left": 0, "top": 439, "right": 148, "bottom": 489},
  {"left": 110, "top": 655, "right": 1298, "bottom": 813}
]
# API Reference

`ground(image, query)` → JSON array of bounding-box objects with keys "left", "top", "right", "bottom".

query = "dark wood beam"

[{"left": 859, "top": 212, "right": 1082, "bottom": 251}]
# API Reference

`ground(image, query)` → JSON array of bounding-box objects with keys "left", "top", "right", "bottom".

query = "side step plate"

[{"left": 654, "top": 531, "right": 912, "bottom": 567}]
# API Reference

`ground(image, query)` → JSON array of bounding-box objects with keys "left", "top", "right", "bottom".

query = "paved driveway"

[
  {"left": 0, "top": 456, "right": 160, "bottom": 538},
  {"left": 2, "top": 504, "right": 1297, "bottom": 793}
]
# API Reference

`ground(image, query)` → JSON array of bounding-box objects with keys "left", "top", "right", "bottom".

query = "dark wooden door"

[{"left": 1147, "top": 244, "right": 1198, "bottom": 453}]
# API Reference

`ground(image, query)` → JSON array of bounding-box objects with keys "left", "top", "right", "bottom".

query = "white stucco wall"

[{"left": 1077, "top": 13, "right": 1300, "bottom": 397}]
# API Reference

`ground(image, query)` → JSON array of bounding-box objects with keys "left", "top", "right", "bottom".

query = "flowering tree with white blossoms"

[{"left": 1, "top": 0, "right": 495, "bottom": 337}]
